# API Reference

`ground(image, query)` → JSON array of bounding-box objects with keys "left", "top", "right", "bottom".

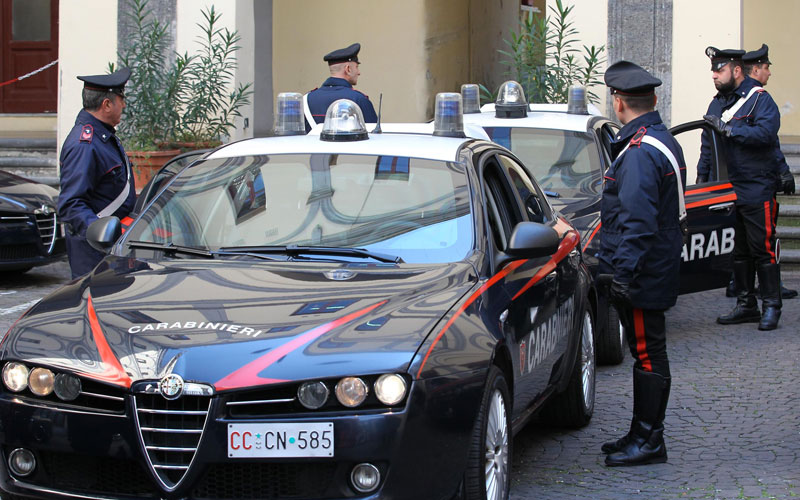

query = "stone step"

[
  {"left": 781, "top": 249, "right": 800, "bottom": 271},
  {"left": 0, "top": 137, "right": 56, "bottom": 151}
]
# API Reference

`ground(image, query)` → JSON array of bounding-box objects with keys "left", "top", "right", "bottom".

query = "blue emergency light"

[
  {"left": 273, "top": 92, "right": 305, "bottom": 136},
  {"left": 461, "top": 84, "right": 480, "bottom": 114},
  {"left": 433, "top": 93, "right": 466, "bottom": 138},
  {"left": 567, "top": 85, "right": 589, "bottom": 115}
]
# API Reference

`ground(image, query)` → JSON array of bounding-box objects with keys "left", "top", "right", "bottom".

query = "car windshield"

[
  {"left": 125, "top": 153, "right": 474, "bottom": 264},
  {"left": 483, "top": 127, "right": 602, "bottom": 199}
]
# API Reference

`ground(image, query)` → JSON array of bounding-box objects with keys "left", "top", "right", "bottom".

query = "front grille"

[
  {"left": 0, "top": 243, "right": 38, "bottom": 261},
  {"left": 134, "top": 393, "right": 211, "bottom": 489},
  {"left": 34, "top": 212, "right": 57, "bottom": 252},
  {"left": 35, "top": 450, "right": 158, "bottom": 497},
  {"left": 192, "top": 462, "right": 338, "bottom": 499}
]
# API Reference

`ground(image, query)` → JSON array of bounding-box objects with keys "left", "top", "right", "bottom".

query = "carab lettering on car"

[
  {"left": 128, "top": 321, "right": 265, "bottom": 337},
  {"left": 518, "top": 296, "right": 574, "bottom": 376},
  {"left": 681, "top": 227, "right": 734, "bottom": 262}
]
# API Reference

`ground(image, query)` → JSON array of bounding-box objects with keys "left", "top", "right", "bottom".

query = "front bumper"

[{"left": 0, "top": 370, "right": 486, "bottom": 500}]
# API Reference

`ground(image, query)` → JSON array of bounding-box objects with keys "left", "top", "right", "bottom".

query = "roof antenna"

[{"left": 371, "top": 93, "right": 383, "bottom": 134}]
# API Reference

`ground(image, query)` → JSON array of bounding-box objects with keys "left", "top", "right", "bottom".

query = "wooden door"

[{"left": 0, "top": 0, "right": 59, "bottom": 113}]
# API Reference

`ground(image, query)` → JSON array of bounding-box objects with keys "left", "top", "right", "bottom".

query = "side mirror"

[
  {"left": 86, "top": 216, "right": 122, "bottom": 253},
  {"left": 506, "top": 221, "right": 559, "bottom": 259}
]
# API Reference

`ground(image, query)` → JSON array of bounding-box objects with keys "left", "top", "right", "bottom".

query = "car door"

[
  {"left": 669, "top": 120, "right": 736, "bottom": 293},
  {"left": 477, "top": 150, "right": 562, "bottom": 419}
]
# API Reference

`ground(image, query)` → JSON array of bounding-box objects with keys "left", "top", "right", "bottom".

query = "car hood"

[
  {"left": 0, "top": 170, "right": 58, "bottom": 213},
  {"left": 2, "top": 257, "right": 476, "bottom": 391}
]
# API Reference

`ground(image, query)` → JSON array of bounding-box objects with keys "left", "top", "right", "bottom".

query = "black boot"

[
  {"left": 757, "top": 263, "right": 782, "bottom": 331},
  {"left": 605, "top": 369, "right": 670, "bottom": 467},
  {"left": 717, "top": 260, "right": 760, "bottom": 324}
]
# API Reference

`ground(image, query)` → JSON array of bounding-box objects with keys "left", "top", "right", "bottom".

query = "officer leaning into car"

[
  {"left": 303, "top": 42, "right": 378, "bottom": 131},
  {"left": 599, "top": 61, "right": 687, "bottom": 467},
  {"left": 699, "top": 47, "right": 783, "bottom": 331},
  {"left": 58, "top": 68, "right": 136, "bottom": 279}
]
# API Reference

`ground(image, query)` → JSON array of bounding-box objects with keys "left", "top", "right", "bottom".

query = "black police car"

[
  {"left": 0, "top": 170, "right": 66, "bottom": 273},
  {"left": 0, "top": 97, "right": 595, "bottom": 500},
  {"left": 464, "top": 82, "right": 737, "bottom": 364}
]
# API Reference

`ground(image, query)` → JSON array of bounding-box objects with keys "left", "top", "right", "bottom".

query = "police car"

[
  {"left": 0, "top": 95, "right": 596, "bottom": 500},
  {"left": 461, "top": 82, "right": 737, "bottom": 364}
]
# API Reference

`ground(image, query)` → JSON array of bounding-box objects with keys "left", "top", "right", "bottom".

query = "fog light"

[
  {"left": 54, "top": 373, "right": 82, "bottom": 401},
  {"left": 374, "top": 374, "right": 407, "bottom": 406},
  {"left": 335, "top": 377, "right": 367, "bottom": 408},
  {"left": 351, "top": 463, "right": 380, "bottom": 493},
  {"left": 297, "top": 381, "right": 329, "bottom": 409},
  {"left": 8, "top": 448, "right": 36, "bottom": 477},
  {"left": 2, "top": 362, "right": 29, "bottom": 392},
  {"left": 28, "top": 368, "right": 54, "bottom": 396}
]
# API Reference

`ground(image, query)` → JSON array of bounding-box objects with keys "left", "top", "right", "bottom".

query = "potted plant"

[{"left": 110, "top": 0, "right": 252, "bottom": 189}]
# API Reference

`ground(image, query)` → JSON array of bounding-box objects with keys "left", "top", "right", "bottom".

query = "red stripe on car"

[
  {"left": 685, "top": 192, "right": 736, "bottom": 210},
  {"left": 86, "top": 294, "right": 133, "bottom": 387}
]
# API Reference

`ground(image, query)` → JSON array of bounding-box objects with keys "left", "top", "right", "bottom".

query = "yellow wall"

[
  {"left": 273, "top": 1, "right": 427, "bottom": 122},
  {"left": 743, "top": 0, "right": 800, "bottom": 138}
]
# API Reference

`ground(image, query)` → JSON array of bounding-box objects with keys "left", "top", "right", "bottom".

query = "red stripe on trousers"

[
  {"left": 764, "top": 200, "right": 776, "bottom": 264},
  {"left": 633, "top": 309, "right": 652, "bottom": 372}
]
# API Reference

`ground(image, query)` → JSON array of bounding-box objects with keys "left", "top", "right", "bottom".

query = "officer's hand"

[
  {"left": 703, "top": 114, "right": 733, "bottom": 137},
  {"left": 695, "top": 174, "right": 708, "bottom": 184},
  {"left": 609, "top": 279, "right": 632, "bottom": 309},
  {"left": 781, "top": 171, "right": 796, "bottom": 195}
]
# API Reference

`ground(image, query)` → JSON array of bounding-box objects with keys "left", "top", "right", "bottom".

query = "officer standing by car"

[
  {"left": 58, "top": 68, "right": 136, "bottom": 278},
  {"left": 599, "top": 61, "right": 686, "bottom": 467},
  {"left": 700, "top": 47, "right": 783, "bottom": 330},
  {"left": 742, "top": 44, "right": 797, "bottom": 299},
  {"left": 303, "top": 43, "right": 377, "bottom": 131}
]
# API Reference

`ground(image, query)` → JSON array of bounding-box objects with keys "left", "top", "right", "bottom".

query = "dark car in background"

[{"left": 0, "top": 170, "right": 65, "bottom": 273}]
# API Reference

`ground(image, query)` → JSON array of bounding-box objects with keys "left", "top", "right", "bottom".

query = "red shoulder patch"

[
  {"left": 629, "top": 126, "right": 647, "bottom": 147},
  {"left": 79, "top": 124, "right": 94, "bottom": 143}
]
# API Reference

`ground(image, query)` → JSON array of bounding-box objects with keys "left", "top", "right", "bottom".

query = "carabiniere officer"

[{"left": 58, "top": 68, "right": 136, "bottom": 278}]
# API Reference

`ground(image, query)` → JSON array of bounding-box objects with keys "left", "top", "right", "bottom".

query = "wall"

[
  {"left": 743, "top": 0, "right": 799, "bottom": 138},
  {"left": 468, "top": 0, "right": 526, "bottom": 101},
  {"left": 273, "top": 1, "right": 427, "bottom": 123},
  {"left": 422, "top": 0, "right": 471, "bottom": 118}
]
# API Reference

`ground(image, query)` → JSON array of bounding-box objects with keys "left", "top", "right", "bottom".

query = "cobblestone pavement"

[{"left": 510, "top": 273, "right": 800, "bottom": 500}]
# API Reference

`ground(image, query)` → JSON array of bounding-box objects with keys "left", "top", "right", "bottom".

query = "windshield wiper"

[
  {"left": 128, "top": 241, "right": 213, "bottom": 258},
  {"left": 218, "top": 245, "right": 404, "bottom": 264}
]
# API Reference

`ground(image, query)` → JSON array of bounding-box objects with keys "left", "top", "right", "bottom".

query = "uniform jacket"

[
  {"left": 306, "top": 77, "right": 378, "bottom": 130},
  {"left": 599, "top": 111, "right": 687, "bottom": 310},
  {"left": 697, "top": 76, "right": 780, "bottom": 204},
  {"left": 58, "top": 109, "right": 136, "bottom": 277}
]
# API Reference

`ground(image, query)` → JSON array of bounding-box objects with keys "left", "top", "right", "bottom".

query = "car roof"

[
  {"left": 208, "top": 131, "right": 476, "bottom": 163},
  {"left": 463, "top": 102, "right": 605, "bottom": 133}
]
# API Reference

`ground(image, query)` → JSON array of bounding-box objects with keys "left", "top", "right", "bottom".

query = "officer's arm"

[
  {"left": 358, "top": 96, "right": 378, "bottom": 123},
  {"left": 611, "top": 149, "right": 661, "bottom": 283},
  {"left": 729, "top": 93, "right": 780, "bottom": 146},
  {"left": 57, "top": 145, "right": 100, "bottom": 236}
]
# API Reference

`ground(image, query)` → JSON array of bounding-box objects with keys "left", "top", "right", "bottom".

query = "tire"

[
  {"left": 596, "top": 303, "right": 625, "bottom": 365},
  {"left": 540, "top": 306, "right": 596, "bottom": 428},
  {"left": 464, "top": 366, "right": 511, "bottom": 500}
]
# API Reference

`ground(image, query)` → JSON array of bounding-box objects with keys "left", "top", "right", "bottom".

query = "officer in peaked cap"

[
  {"left": 58, "top": 67, "right": 136, "bottom": 278},
  {"left": 697, "top": 45, "right": 784, "bottom": 330},
  {"left": 599, "top": 60, "right": 687, "bottom": 467},
  {"left": 303, "top": 42, "right": 377, "bottom": 131}
]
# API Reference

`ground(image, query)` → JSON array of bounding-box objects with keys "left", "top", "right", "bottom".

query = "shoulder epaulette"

[{"left": 629, "top": 126, "right": 647, "bottom": 147}]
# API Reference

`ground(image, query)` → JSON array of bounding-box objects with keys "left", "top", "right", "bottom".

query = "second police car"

[
  {"left": 461, "top": 81, "right": 739, "bottom": 364},
  {"left": 0, "top": 94, "right": 596, "bottom": 499}
]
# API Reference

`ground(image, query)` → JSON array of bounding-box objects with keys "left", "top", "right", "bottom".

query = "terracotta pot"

[{"left": 127, "top": 149, "right": 181, "bottom": 193}]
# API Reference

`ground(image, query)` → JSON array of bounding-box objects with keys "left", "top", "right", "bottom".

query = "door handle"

[{"left": 709, "top": 202, "right": 734, "bottom": 211}]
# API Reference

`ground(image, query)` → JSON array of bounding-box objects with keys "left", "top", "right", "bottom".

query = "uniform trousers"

[
  {"left": 732, "top": 199, "right": 778, "bottom": 266},
  {"left": 617, "top": 305, "right": 670, "bottom": 378}
]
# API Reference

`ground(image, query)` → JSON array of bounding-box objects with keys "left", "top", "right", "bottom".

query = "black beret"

[
  {"left": 743, "top": 44, "right": 770, "bottom": 65},
  {"left": 604, "top": 60, "right": 662, "bottom": 95},
  {"left": 77, "top": 67, "right": 131, "bottom": 95},
  {"left": 323, "top": 43, "right": 361, "bottom": 65},
  {"left": 705, "top": 46, "right": 745, "bottom": 71}
]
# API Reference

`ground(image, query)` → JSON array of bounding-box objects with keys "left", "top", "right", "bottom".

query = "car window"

[
  {"left": 126, "top": 154, "right": 474, "bottom": 264},
  {"left": 480, "top": 157, "right": 522, "bottom": 252},
  {"left": 497, "top": 155, "right": 551, "bottom": 224},
  {"left": 483, "top": 127, "right": 602, "bottom": 199}
]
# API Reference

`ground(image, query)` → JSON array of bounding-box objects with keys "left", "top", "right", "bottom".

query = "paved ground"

[
  {"left": 1, "top": 262, "right": 798, "bottom": 499},
  {"left": 510, "top": 273, "right": 800, "bottom": 500}
]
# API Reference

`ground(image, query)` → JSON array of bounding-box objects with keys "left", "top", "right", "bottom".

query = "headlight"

[
  {"left": 2, "top": 363, "right": 29, "bottom": 392},
  {"left": 335, "top": 377, "right": 368, "bottom": 407},
  {"left": 374, "top": 374, "right": 407, "bottom": 406},
  {"left": 297, "top": 381, "right": 329, "bottom": 409},
  {"left": 28, "top": 368, "right": 54, "bottom": 396},
  {"left": 54, "top": 373, "right": 82, "bottom": 401}
]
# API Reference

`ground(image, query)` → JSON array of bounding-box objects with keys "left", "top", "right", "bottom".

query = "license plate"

[{"left": 227, "top": 422, "right": 334, "bottom": 458}]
